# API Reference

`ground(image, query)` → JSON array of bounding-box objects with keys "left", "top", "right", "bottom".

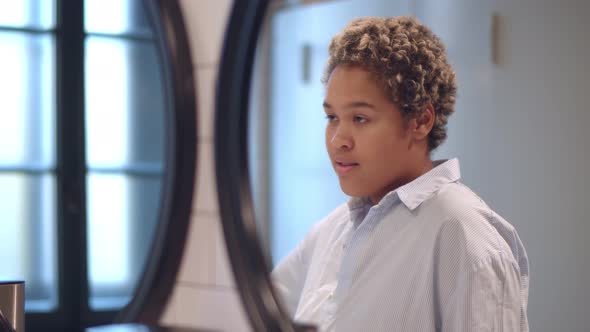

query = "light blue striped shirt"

[{"left": 272, "top": 159, "right": 529, "bottom": 331}]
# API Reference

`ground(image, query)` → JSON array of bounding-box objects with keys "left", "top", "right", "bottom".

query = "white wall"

[
  {"left": 487, "top": 2, "right": 590, "bottom": 330},
  {"left": 158, "top": 1, "right": 251, "bottom": 331},
  {"left": 418, "top": 0, "right": 590, "bottom": 331}
]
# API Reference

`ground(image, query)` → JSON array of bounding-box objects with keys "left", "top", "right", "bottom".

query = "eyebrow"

[{"left": 323, "top": 101, "right": 378, "bottom": 110}]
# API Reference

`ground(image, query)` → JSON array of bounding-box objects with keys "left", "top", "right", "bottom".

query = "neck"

[{"left": 369, "top": 155, "right": 433, "bottom": 205}]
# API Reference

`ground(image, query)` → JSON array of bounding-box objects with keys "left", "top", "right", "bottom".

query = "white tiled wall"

[{"left": 160, "top": 1, "right": 252, "bottom": 331}]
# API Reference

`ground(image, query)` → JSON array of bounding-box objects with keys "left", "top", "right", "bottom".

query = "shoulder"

[
  {"left": 427, "top": 181, "right": 491, "bottom": 218},
  {"left": 424, "top": 182, "right": 522, "bottom": 269}
]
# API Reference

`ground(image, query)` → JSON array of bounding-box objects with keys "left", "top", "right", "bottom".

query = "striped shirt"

[{"left": 272, "top": 159, "right": 529, "bottom": 332}]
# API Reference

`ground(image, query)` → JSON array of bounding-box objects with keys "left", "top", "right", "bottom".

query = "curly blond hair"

[{"left": 323, "top": 16, "right": 457, "bottom": 151}]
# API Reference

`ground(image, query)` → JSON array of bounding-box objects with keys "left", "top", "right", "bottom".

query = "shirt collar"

[
  {"left": 347, "top": 158, "right": 461, "bottom": 214},
  {"left": 396, "top": 158, "right": 461, "bottom": 210}
]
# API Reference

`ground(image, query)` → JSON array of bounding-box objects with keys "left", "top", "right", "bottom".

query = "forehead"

[{"left": 325, "top": 65, "right": 389, "bottom": 103}]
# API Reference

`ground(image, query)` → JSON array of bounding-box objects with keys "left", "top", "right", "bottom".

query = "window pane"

[
  {"left": 0, "top": 32, "right": 55, "bottom": 169},
  {"left": 0, "top": 0, "right": 55, "bottom": 30},
  {"left": 86, "top": 173, "right": 162, "bottom": 310},
  {"left": 85, "top": 0, "right": 152, "bottom": 36},
  {"left": 85, "top": 37, "right": 165, "bottom": 169},
  {"left": 0, "top": 173, "right": 57, "bottom": 312}
]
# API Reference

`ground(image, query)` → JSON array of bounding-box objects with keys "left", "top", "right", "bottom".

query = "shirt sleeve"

[
  {"left": 271, "top": 244, "right": 307, "bottom": 316},
  {"left": 440, "top": 252, "right": 529, "bottom": 332},
  {"left": 271, "top": 223, "right": 320, "bottom": 317}
]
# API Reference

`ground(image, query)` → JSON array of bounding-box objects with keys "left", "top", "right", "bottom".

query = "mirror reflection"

[
  {"left": 247, "top": 0, "right": 590, "bottom": 331},
  {"left": 0, "top": 0, "right": 166, "bottom": 323},
  {"left": 84, "top": 0, "right": 165, "bottom": 310}
]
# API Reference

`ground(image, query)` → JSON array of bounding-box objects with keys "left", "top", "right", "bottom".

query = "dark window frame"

[
  {"left": 22, "top": 1, "right": 198, "bottom": 331},
  {"left": 24, "top": 0, "right": 89, "bottom": 330}
]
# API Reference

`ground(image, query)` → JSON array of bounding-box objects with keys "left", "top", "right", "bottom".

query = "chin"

[{"left": 339, "top": 181, "right": 368, "bottom": 198}]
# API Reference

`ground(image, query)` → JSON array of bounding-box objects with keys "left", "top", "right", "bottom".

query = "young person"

[{"left": 272, "top": 16, "right": 529, "bottom": 332}]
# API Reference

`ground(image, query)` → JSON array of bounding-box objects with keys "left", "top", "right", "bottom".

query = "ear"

[{"left": 410, "top": 104, "right": 435, "bottom": 141}]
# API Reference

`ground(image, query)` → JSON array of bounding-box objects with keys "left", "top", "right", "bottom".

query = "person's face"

[{"left": 324, "top": 65, "right": 419, "bottom": 204}]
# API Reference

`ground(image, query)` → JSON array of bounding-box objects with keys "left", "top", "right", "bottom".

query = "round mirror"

[
  {"left": 0, "top": 0, "right": 196, "bottom": 330},
  {"left": 217, "top": 1, "right": 590, "bottom": 331}
]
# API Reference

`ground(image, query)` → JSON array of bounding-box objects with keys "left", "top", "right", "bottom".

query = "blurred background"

[
  {"left": 2, "top": 0, "right": 589, "bottom": 331},
  {"left": 0, "top": 0, "right": 165, "bottom": 328},
  {"left": 248, "top": 1, "right": 590, "bottom": 331}
]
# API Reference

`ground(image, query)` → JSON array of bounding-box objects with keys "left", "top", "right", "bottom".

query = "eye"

[
  {"left": 325, "top": 114, "right": 337, "bottom": 122},
  {"left": 353, "top": 115, "right": 368, "bottom": 124}
]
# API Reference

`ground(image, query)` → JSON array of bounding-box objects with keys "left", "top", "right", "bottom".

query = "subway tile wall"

[{"left": 160, "top": 1, "right": 252, "bottom": 331}]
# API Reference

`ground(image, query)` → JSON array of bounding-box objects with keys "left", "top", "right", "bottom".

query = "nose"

[{"left": 328, "top": 124, "right": 354, "bottom": 150}]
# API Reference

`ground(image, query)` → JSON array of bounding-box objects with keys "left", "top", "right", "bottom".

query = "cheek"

[{"left": 360, "top": 134, "right": 407, "bottom": 162}]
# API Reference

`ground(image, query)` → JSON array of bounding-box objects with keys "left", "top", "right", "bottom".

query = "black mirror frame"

[
  {"left": 116, "top": 0, "right": 197, "bottom": 326},
  {"left": 214, "top": 1, "right": 316, "bottom": 332}
]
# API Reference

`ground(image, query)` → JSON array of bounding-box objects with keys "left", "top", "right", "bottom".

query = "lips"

[{"left": 334, "top": 160, "right": 359, "bottom": 175}]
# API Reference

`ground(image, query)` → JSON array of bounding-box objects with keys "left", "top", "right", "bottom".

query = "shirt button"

[{"left": 329, "top": 292, "right": 334, "bottom": 298}]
